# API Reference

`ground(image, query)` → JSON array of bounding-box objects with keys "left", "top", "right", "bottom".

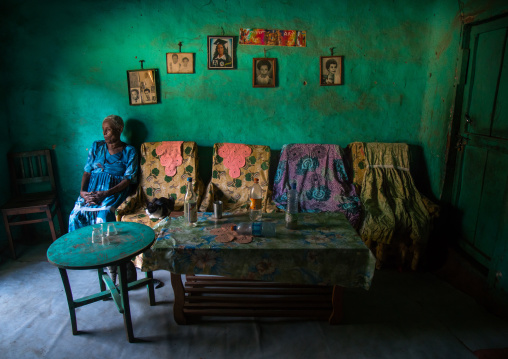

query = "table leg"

[
  {"left": 329, "top": 285, "right": 344, "bottom": 325},
  {"left": 97, "top": 267, "right": 106, "bottom": 293},
  {"left": 170, "top": 273, "right": 187, "bottom": 325},
  {"left": 118, "top": 262, "right": 134, "bottom": 342},
  {"left": 146, "top": 271, "right": 155, "bottom": 306},
  {"left": 58, "top": 268, "right": 78, "bottom": 335}
]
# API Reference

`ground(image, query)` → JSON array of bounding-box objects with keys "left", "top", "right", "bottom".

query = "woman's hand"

[{"left": 81, "top": 191, "right": 108, "bottom": 205}]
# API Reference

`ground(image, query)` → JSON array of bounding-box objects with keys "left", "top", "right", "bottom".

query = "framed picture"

[
  {"left": 127, "top": 69, "right": 158, "bottom": 105},
  {"left": 320, "top": 56, "right": 343, "bottom": 86},
  {"left": 166, "top": 53, "right": 194, "bottom": 74},
  {"left": 208, "top": 36, "right": 234, "bottom": 69},
  {"left": 253, "top": 58, "right": 276, "bottom": 88}
]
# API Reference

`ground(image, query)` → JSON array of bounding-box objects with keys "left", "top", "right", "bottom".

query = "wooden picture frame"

[
  {"left": 253, "top": 58, "right": 276, "bottom": 88},
  {"left": 208, "top": 36, "right": 234, "bottom": 69},
  {"left": 127, "top": 69, "right": 158, "bottom": 105},
  {"left": 166, "top": 53, "right": 194, "bottom": 74},
  {"left": 320, "top": 56, "right": 343, "bottom": 86}
]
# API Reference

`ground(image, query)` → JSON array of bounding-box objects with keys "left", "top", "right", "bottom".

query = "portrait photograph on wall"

[
  {"left": 166, "top": 53, "right": 194, "bottom": 74},
  {"left": 253, "top": 58, "right": 276, "bottom": 88},
  {"left": 208, "top": 36, "right": 234, "bottom": 69},
  {"left": 320, "top": 56, "right": 343, "bottom": 86},
  {"left": 127, "top": 69, "right": 158, "bottom": 105}
]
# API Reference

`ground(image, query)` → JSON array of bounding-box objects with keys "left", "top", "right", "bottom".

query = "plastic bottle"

[
  {"left": 285, "top": 183, "right": 298, "bottom": 229},
  {"left": 232, "top": 222, "right": 276, "bottom": 237},
  {"left": 184, "top": 177, "right": 197, "bottom": 226},
  {"left": 249, "top": 178, "right": 263, "bottom": 221}
]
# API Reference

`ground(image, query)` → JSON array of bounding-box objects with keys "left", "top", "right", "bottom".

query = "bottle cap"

[
  {"left": 254, "top": 178, "right": 259, "bottom": 183},
  {"left": 231, "top": 225, "right": 237, "bottom": 231},
  {"left": 187, "top": 177, "right": 192, "bottom": 182}
]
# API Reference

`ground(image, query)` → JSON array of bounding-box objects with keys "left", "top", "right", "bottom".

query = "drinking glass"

[
  {"left": 91, "top": 227, "right": 103, "bottom": 244},
  {"left": 106, "top": 223, "right": 117, "bottom": 236}
]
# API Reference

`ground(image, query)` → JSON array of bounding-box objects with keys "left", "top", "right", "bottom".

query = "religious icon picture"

[
  {"left": 127, "top": 69, "right": 159, "bottom": 105},
  {"left": 253, "top": 58, "right": 276, "bottom": 88},
  {"left": 320, "top": 56, "right": 343, "bottom": 86},
  {"left": 166, "top": 53, "right": 194, "bottom": 74},
  {"left": 208, "top": 36, "right": 234, "bottom": 70}
]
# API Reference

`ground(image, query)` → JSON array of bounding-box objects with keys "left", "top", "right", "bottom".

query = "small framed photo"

[
  {"left": 127, "top": 69, "right": 158, "bottom": 105},
  {"left": 320, "top": 56, "right": 343, "bottom": 86},
  {"left": 166, "top": 53, "right": 194, "bottom": 74},
  {"left": 253, "top": 58, "right": 276, "bottom": 88},
  {"left": 208, "top": 36, "right": 234, "bottom": 69}
]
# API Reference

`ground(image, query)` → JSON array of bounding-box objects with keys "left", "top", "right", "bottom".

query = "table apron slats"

[
  {"left": 185, "top": 286, "right": 332, "bottom": 295},
  {"left": 185, "top": 295, "right": 333, "bottom": 303},
  {"left": 182, "top": 308, "right": 331, "bottom": 319},
  {"left": 173, "top": 273, "right": 340, "bottom": 323},
  {"left": 185, "top": 300, "right": 332, "bottom": 309}
]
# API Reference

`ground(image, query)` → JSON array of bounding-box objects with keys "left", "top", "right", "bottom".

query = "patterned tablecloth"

[{"left": 137, "top": 212, "right": 376, "bottom": 290}]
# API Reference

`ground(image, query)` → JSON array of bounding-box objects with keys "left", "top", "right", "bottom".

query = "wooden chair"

[{"left": 1, "top": 150, "right": 64, "bottom": 259}]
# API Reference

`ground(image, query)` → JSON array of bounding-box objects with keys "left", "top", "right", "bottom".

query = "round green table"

[{"left": 47, "top": 222, "right": 156, "bottom": 343}]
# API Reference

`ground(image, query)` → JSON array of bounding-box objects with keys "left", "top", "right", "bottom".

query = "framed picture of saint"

[
  {"left": 208, "top": 36, "right": 234, "bottom": 70},
  {"left": 253, "top": 58, "right": 276, "bottom": 88},
  {"left": 320, "top": 56, "right": 343, "bottom": 86},
  {"left": 127, "top": 69, "right": 159, "bottom": 105}
]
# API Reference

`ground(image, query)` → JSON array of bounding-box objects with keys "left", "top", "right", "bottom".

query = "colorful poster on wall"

[{"left": 239, "top": 28, "right": 306, "bottom": 47}]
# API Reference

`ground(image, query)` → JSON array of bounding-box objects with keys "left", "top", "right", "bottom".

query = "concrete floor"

[{"left": 1, "top": 240, "right": 508, "bottom": 359}]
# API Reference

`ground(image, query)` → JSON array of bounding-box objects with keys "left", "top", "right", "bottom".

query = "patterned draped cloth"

[
  {"left": 68, "top": 140, "right": 138, "bottom": 231},
  {"left": 348, "top": 142, "right": 437, "bottom": 270},
  {"left": 272, "top": 144, "right": 361, "bottom": 228}
]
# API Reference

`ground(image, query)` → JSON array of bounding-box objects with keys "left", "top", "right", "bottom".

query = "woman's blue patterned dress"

[{"left": 68, "top": 140, "right": 138, "bottom": 231}]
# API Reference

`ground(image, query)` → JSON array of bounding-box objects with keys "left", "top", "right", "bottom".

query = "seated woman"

[
  {"left": 68, "top": 115, "right": 138, "bottom": 285},
  {"left": 69, "top": 115, "right": 138, "bottom": 230}
]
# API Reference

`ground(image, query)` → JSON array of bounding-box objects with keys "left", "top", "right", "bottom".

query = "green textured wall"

[{"left": 0, "top": 0, "right": 491, "bottom": 222}]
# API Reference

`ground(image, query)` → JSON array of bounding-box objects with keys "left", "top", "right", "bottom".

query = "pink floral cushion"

[
  {"left": 156, "top": 141, "right": 184, "bottom": 176},
  {"left": 217, "top": 143, "right": 252, "bottom": 178}
]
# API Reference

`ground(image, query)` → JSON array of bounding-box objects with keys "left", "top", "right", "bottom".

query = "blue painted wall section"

[{"left": 0, "top": 0, "right": 506, "bottom": 225}]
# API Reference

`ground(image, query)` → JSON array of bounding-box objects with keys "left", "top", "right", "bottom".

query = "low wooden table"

[
  {"left": 138, "top": 212, "right": 376, "bottom": 325},
  {"left": 47, "top": 222, "right": 156, "bottom": 343}
]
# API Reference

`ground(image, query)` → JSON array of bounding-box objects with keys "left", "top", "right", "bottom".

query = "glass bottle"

[
  {"left": 285, "top": 183, "right": 298, "bottom": 229},
  {"left": 249, "top": 178, "right": 263, "bottom": 221},
  {"left": 184, "top": 177, "right": 197, "bottom": 226}
]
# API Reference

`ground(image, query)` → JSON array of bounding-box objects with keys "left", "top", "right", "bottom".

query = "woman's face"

[
  {"left": 260, "top": 65, "right": 269, "bottom": 75},
  {"left": 103, "top": 121, "right": 121, "bottom": 144},
  {"left": 329, "top": 64, "right": 337, "bottom": 73}
]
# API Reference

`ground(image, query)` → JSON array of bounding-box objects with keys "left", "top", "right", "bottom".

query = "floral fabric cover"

[
  {"left": 272, "top": 144, "right": 361, "bottom": 228},
  {"left": 348, "top": 142, "right": 437, "bottom": 270},
  {"left": 137, "top": 212, "right": 376, "bottom": 290},
  {"left": 199, "top": 143, "right": 275, "bottom": 213},
  {"left": 116, "top": 141, "right": 204, "bottom": 228},
  {"left": 217, "top": 143, "right": 252, "bottom": 178},
  {"left": 156, "top": 141, "right": 184, "bottom": 176}
]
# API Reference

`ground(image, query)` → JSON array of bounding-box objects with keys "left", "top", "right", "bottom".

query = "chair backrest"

[
  {"left": 137, "top": 141, "right": 203, "bottom": 210},
  {"left": 272, "top": 143, "right": 361, "bottom": 228},
  {"left": 199, "top": 143, "right": 271, "bottom": 213},
  {"left": 8, "top": 150, "right": 56, "bottom": 196}
]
